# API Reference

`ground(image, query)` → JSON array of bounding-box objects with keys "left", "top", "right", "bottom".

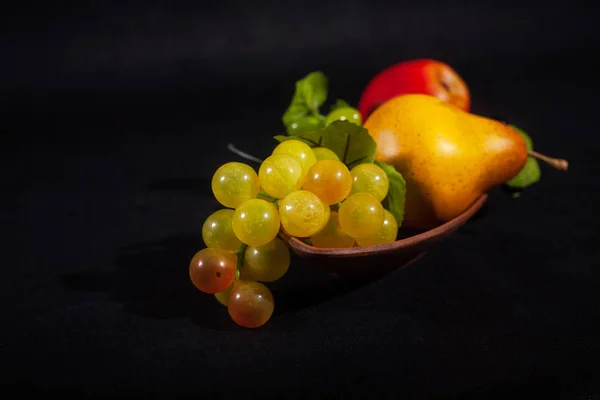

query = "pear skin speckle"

[{"left": 364, "top": 94, "right": 528, "bottom": 229}]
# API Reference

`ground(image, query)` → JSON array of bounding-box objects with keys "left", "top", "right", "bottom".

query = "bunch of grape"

[{"left": 190, "top": 138, "right": 398, "bottom": 328}]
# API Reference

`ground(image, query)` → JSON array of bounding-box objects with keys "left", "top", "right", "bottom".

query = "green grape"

[
  {"left": 313, "top": 147, "right": 340, "bottom": 161},
  {"left": 189, "top": 248, "right": 237, "bottom": 294},
  {"left": 350, "top": 163, "right": 389, "bottom": 202},
  {"left": 279, "top": 190, "right": 330, "bottom": 237},
  {"left": 272, "top": 140, "right": 317, "bottom": 176},
  {"left": 214, "top": 286, "right": 232, "bottom": 306},
  {"left": 228, "top": 280, "right": 274, "bottom": 328},
  {"left": 303, "top": 159, "right": 352, "bottom": 205},
  {"left": 232, "top": 199, "right": 280, "bottom": 247},
  {"left": 258, "top": 154, "right": 304, "bottom": 199},
  {"left": 287, "top": 115, "right": 325, "bottom": 135},
  {"left": 202, "top": 209, "right": 242, "bottom": 250},
  {"left": 356, "top": 209, "right": 398, "bottom": 247},
  {"left": 214, "top": 270, "right": 240, "bottom": 306},
  {"left": 243, "top": 237, "right": 290, "bottom": 282},
  {"left": 338, "top": 193, "right": 384, "bottom": 238},
  {"left": 311, "top": 211, "right": 355, "bottom": 248},
  {"left": 211, "top": 162, "right": 259, "bottom": 208},
  {"left": 324, "top": 107, "right": 362, "bottom": 126}
]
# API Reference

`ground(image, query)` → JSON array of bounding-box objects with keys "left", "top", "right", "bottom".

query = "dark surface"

[{"left": 2, "top": 1, "right": 599, "bottom": 398}]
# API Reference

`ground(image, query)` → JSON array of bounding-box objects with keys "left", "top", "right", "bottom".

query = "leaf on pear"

[
  {"left": 275, "top": 120, "right": 376, "bottom": 168},
  {"left": 282, "top": 71, "right": 328, "bottom": 134},
  {"left": 505, "top": 125, "right": 541, "bottom": 189},
  {"left": 374, "top": 160, "right": 406, "bottom": 227}
]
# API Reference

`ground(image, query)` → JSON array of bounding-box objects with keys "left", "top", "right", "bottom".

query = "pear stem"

[{"left": 528, "top": 150, "right": 569, "bottom": 171}]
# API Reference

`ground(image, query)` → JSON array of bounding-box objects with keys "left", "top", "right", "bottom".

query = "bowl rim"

[{"left": 279, "top": 194, "right": 487, "bottom": 257}]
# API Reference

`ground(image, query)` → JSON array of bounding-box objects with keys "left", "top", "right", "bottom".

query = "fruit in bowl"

[
  {"left": 364, "top": 94, "right": 568, "bottom": 229},
  {"left": 358, "top": 59, "right": 470, "bottom": 120},
  {"left": 365, "top": 94, "right": 524, "bottom": 229},
  {"left": 187, "top": 70, "right": 568, "bottom": 328}
]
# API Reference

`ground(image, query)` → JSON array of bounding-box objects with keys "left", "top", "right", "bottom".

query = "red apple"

[{"left": 358, "top": 59, "right": 470, "bottom": 119}]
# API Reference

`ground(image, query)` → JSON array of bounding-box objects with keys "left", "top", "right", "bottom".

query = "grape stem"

[
  {"left": 227, "top": 143, "right": 264, "bottom": 164},
  {"left": 259, "top": 191, "right": 278, "bottom": 202},
  {"left": 329, "top": 202, "right": 342, "bottom": 212},
  {"left": 235, "top": 243, "right": 248, "bottom": 270}
]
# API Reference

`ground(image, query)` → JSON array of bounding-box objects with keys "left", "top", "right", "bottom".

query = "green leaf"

[
  {"left": 374, "top": 161, "right": 406, "bottom": 227},
  {"left": 505, "top": 125, "right": 541, "bottom": 189},
  {"left": 275, "top": 120, "right": 376, "bottom": 168},
  {"left": 299, "top": 71, "right": 328, "bottom": 112},
  {"left": 330, "top": 99, "right": 350, "bottom": 111},
  {"left": 282, "top": 71, "right": 328, "bottom": 133},
  {"left": 512, "top": 125, "right": 533, "bottom": 149},
  {"left": 507, "top": 158, "right": 541, "bottom": 189},
  {"left": 282, "top": 102, "right": 309, "bottom": 131},
  {"left": 320, "top": 121, "right": 377, "bottom": 167}
]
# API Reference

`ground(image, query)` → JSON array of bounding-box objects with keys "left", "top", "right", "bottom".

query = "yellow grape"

[
  {"left": 338, "top": 193, "right": 384, "bottom": 238},
  {"left": 258, "top": 154, "right": 304, "bottom": 199},
  {"left": 232, "top": 199, "right": 280, "bottom": 247},
  {"left": 272, "top": 140, "right": 317, "bottom": 176},
  {"left": 312, "top": 147, "right": 340, "bottom": 161},
  {"left": 356, "top": 209, "right": 398, "bottom": 247},
  {"left": 211, "top": 162, "right": 259, "bottom": 208},
  {"left": 202, "top": 209, "right": 242, "bottom": 250},
  {"left": 243, "top": 237, "right": 290, "bottom": 282},
  {"left": 311, "top": 211, "right": 355, "bottom": 248},
  {"left": 279, "top": 190, "right": 330, "bottom": 237},
  {"left": 350, "top": 163, "right": 389, "bottom": 202},
  {"left": 302, "top": 159, "right": 352, "bottom": 205}
]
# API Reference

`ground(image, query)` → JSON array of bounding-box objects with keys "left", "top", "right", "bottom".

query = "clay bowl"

[{"left": 279, "top": 194, "right": 487, "bottom": 280}]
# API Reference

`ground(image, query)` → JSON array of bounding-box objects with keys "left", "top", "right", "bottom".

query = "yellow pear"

[{"left": 364, "top": 94, "right": 529, "bottom": 230}]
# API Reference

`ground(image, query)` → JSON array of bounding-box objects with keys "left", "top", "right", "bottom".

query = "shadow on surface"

[
  {"left": 147, "top": 177, "right": 213, "bottom": 197},
  {"left": 61, "top": 180, "right": 487, "bottom": 330},
  {"left": 61, "top": 233, "right": 235, "bottom": 330},
  {"left": 61, "top": 233, "right": 377, "bottom": 330}
]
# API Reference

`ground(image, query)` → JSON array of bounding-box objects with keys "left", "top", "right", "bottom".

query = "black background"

[{"left": 2, "top": 0, "right": 599, "bottom": 398}]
